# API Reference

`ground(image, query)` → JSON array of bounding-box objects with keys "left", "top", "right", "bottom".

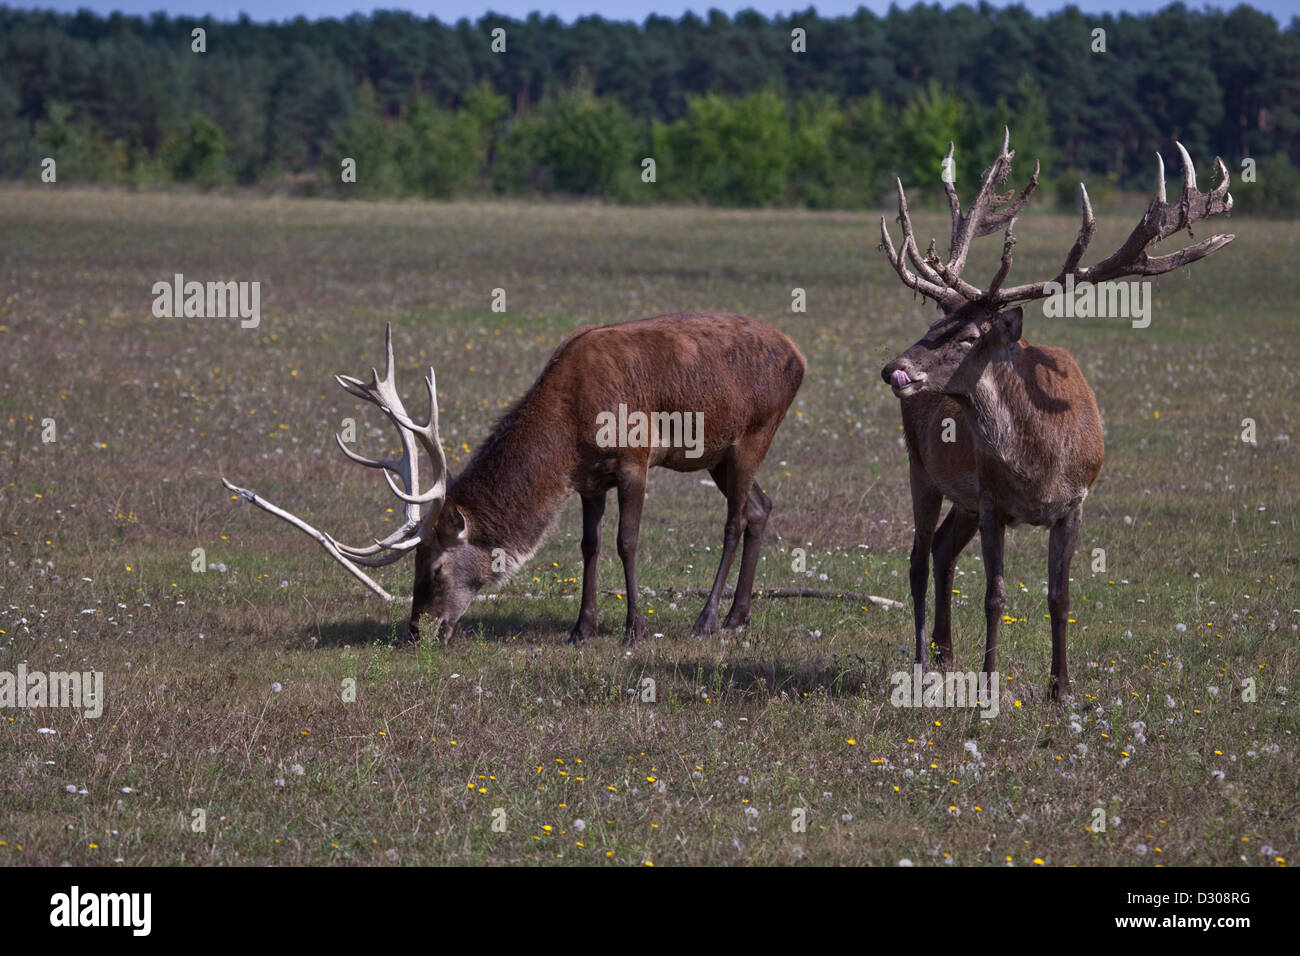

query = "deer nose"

[{"left": 880, "top": 363, "right": 896, "bottom": 384}]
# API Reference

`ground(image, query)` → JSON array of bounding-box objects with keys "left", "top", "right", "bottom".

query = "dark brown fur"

[
  {"left": 412, "top": 311, "right": 806, "bottom": 643},
  {"left": 882, "top": 303, "right": 1104, "bottom": 699}
]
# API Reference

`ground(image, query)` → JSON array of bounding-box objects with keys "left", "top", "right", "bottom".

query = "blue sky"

[{"left": 10, "top": 1, "right": 1299, "bottom": 25}]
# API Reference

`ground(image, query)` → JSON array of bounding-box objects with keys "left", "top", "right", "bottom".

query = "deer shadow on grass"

[
  {"left": 642, "top": 652, "right": 886, "bottom": 701},
  {"left": 306, "top": 607, "right": 576, "bottom": 648},
  {"left": 308, "top": 619, "right": 400, "bottom": 648}
]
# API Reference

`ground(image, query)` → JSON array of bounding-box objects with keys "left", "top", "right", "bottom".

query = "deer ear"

[
  {"left": 997, "top": 306, "right": 1023, "bottom": 342},
  {"left": 438, "top": 504, "right": 470, "bottom": 546}
]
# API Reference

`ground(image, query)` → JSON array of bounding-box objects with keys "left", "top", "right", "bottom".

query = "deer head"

[
  {"left": 880, "top": 129, "right": 1235, "bottom": 401},
  {"left": 222, "top": 324, "right": 488, "bottom": 641}
]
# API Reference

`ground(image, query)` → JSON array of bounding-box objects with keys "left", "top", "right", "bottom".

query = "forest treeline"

[{"left": 2, "top": 3, "right": 1298, "bottom": 212}]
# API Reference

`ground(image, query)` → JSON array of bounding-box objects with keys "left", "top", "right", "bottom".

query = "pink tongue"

[{"left": 891, "top": 370, "right": 911, "bottom": 389}]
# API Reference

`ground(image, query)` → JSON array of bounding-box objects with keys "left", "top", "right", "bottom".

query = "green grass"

[{"left": 0, "top": 188, "right": 1295, "bottom": 866}]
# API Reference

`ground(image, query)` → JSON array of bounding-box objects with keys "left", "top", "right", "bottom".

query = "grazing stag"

[
  {"left": 879, "top": 129, "right": 1234, "bottom": 699},
  {"left": 223, "top": 314, "right": 804, "bottom": 643}
]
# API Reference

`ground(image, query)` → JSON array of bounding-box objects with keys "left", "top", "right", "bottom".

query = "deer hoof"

[
  {"left": 722, "top": 613, "right": 748, "bottom": 630},
  {"left": 568, "top": 615, "right": 597, "bottom": 644},
  {"left": 690, "top": 612, "right": 719, "bottom": 638}
]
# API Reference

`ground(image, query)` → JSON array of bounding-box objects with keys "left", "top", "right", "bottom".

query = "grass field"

[{"left": 0, "top": 187, "right": 1295, "bottom": 866}]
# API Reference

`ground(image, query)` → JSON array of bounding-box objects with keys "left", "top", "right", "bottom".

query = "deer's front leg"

[
  {"left": 909, "top": 480, "right": 943, "bottom": 668},
  {"left": 931, "top": 507, "right": 979, "bottom": 666},
  {"left": 1047, "top": 504, "right": 1083, "bottom": 701},
  {"left": 568, "top": 492, "right": 607, "bottom": 644},
  {"left": 978, "top": 498, "right": 1006, "bottom": 678},
  {"left": 616, "top": 472, "right": 648, "bottom": 646}
]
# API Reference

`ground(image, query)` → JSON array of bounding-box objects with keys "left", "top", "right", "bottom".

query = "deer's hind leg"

[
  {"left": 721, "top": 481, "right": 772, "bottom": 629},
  {"left": 696, "top": 423, "right": 781, "bottom": 634},
  {"left": 692, "top": 453, "right": 749, "bottom": 637},
  {"left": 1047, "top": 503, "right": 1083, "bottom": 701}
]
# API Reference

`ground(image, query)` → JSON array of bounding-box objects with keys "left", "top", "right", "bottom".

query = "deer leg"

[
  {"left": 722, "top": 482, "right": 772, "bottom": 629},
  {"left": 1047, "top": 504, "right": 1083, "bottom": 701},
  {"left": 568, "top": 492, "right": 607, "bottom": 644},
  {"left": 693, "top": 456, "right": 751, "bottom": 637},
  {"left": 931, "top": 506, "right": 978, "bottom": 666},
  {"left": 616, "top": 471, "right": 648, "bottom": 646},
  {"left": 978, "top": 499, "right": 1006, "bottom": 678},
  {"left": 909, "top": 482, "right": 943, "bottom": 668}
]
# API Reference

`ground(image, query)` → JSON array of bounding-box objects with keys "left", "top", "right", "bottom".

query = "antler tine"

[
  {"left": 332, "top": 325, "right": 451, "bottom": 525},
  {"left": 879, "top": 215, "right": 963, "bottom": 310},
  {"left": 334, "top": 431, "right": 396, "bottom": 472},
  {"left": 382, "top": 462, "right": 446, "bottom": 505},
  {"left": 378, "top": 369, "right": 449, "bottom": 499},
  {"left": 986, "top": 216, "right": 1018, "bottom": 300},
  {"left": 894, "top": 179, "right": 947, "bottom": 285},
  {"left": 993, "top": 145, "right": 1234, "bottom": 306},
  {"left": 328, "top": 539, "right": 414, "bottom": 567},
  {"left": 383, "top": 322, "right": 396, "bottom": 381},
  {"left": 878, "top": 175, "right": 968, "bottom": 311},
  {"left": 1210, "top": 155, "right": 1232, "bottom": 207},
  {"left": 1176, "top": 141, "right": 1197, "bottom": 196},
  {"left": 878, "top": 127, "right": 1050, "bottom": 312},
  {"left": 221, "top": 478, "right": 397, "bottom": 601},
  {"left": 943, "top": 142, "right": 961, "bottom": 250},
  {"left": 1086, "top": 145, "right": 1235, "bottom": 283},
  {"left": 335, "top": 373, "right": 374, "bottom": 402},
  {"left": 329, "top": 424, "right": 428, "bottom": 555},
  {"left": 221, "top": 325, "right": 456, "bottom": 599},
  {"left": 977, "top": 159, "right": 1039, "bottom": 236},
  {"left": 1060, "top": 182, "right": 1097, "bottom": 277},
  {"left": 944, "top": 127, "right": 1012, "bottom": 275},
  {"left": 938, "top": 127, "right": 1038, "bottom": 295},
  {"left": 990, "top": 179, "right": 1093, "bottom": 305}
]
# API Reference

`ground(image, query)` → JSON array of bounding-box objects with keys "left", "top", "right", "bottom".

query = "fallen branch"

[
  {"left": 471, "top": 586, "right": 904, "bottom": 610},
  {"left": 600, "top": 586, "right": 904, "bottom": 610}
]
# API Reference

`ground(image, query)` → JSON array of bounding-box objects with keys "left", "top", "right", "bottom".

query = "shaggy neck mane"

[
  {"left": 966, "top": 345, "right": 1054, "bottom": 484},
  {"left": 448, "top": 379, "right": 574, "bottom": 569}
]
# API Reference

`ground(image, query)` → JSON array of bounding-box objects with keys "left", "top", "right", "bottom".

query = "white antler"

[{"left": 221, "top": 323, "right": 450, "bottom": 599}]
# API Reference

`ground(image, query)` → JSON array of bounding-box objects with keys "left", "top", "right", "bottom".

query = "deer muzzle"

[{"left": 882, "top": 362, "right": 926, "bottom": 396}]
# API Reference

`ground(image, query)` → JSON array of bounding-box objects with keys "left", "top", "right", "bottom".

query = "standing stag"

[
  {"left": 879, "top": 129, "right": 1234, "bottom": 699},
  {"left": 223, "top": 313, "right": 805, "bottom": 643}
]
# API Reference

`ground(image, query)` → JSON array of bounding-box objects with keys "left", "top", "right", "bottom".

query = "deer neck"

[
  {"left": 963, "top": 348, "right": 1039, "bottom": 481},
  {"left": 448, "top": 412, "right": 574, "bottom": 578}
]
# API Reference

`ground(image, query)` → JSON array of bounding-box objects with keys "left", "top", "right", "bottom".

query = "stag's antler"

[
  {"left": 879, "top": 129, "right": 1235, "bottom": 311},
  {"left": 879, "top": 128, "right": 1039, "bottom": 311},
  {"left": 221, "top": 324, "right": 448, "bottom": 601}
]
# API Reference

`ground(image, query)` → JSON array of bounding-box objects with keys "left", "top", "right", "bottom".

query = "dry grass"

[{"left": 0, "top": 187, "right": 1295, "bottom": 865}]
